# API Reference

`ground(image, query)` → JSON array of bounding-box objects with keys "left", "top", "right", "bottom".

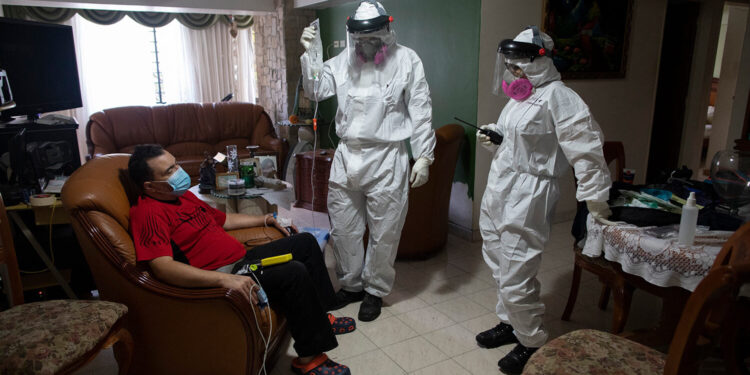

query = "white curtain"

[{"left": 167, "top": 22, "right": 256, "bottom": 103}]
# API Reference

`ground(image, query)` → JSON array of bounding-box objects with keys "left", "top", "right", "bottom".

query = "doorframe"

[{"left": 676, "top": 0, "right": 724, "bottom": 178}]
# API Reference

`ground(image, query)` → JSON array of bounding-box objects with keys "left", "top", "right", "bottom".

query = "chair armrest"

[{"left": 227, "top": 226, "right": 284, "bottom": 250}]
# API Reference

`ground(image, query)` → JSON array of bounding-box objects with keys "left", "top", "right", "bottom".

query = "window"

[{"left": 72, "top": 14, "right": 256, "bottom": 114}]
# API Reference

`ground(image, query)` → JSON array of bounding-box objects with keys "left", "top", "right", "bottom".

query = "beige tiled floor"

[{"left": 77, "top": 219, "right": 670, "bottom": 374}]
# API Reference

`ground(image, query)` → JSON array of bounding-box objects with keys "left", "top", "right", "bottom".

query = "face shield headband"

[{"left": 346, "top": 0, "right": 392, "bottom": 34}]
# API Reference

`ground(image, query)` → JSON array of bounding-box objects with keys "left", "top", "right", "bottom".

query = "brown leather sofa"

[
  {"left": 61, "top": 154, "right": 288, "bottom": 375},
  {"left": 86, "top": 103, "right": 288, "bottom": 183}
]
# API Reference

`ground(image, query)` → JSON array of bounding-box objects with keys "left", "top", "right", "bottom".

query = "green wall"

[{"left": 315, "top": 0, "right": 480, "bottom": 191}]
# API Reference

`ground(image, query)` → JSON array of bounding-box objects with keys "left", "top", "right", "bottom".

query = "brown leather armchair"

[
  {"left": 86, "top": 102, "right": 289, "bottom": 183},
  {"left": 397, "top": 124, "right": 464, "bottom": 259},
  {"left": 61, "top": 154, "right": 288, "bottom": 375}
]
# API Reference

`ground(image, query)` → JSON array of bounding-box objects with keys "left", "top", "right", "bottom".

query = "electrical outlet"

[{"left": 333, "top": 40, "right": 340, "bottom": 48}]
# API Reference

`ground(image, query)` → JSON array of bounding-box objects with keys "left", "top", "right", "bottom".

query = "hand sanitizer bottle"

[{"left": 678, "top": 192, "right": 699, "bottom": 246}]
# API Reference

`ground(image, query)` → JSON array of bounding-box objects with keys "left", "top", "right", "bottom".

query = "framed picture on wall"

[{"left": 542, "top": 0, "right": 633, "bottom": 79}]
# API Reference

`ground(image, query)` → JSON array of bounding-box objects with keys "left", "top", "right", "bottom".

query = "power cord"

[{"left": 20, "top": 203, "right": 57, "bottom": 274}]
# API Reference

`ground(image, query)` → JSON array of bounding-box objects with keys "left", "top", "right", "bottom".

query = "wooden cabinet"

[{"left": 294, "top": 149, "right": 333, "bottom": 213}]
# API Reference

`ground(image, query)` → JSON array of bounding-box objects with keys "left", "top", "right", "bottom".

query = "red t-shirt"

[{"left": 130, "top": 191, "right": 245, "bottom": 270}]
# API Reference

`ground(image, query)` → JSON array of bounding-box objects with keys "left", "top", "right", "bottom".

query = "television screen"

[{"left": 0, "top": 17, "right": 82, "bottom": 118}]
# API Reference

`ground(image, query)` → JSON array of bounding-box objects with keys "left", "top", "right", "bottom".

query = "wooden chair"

[
  {"left": 526, "top": 222, "right": 750, "bottom": 375},
  {"left": 0, "top": 195, "right": 134, "bottom": 375},
  {"left": 561, "top": 141, "right": 634, "bottom": 333},
  {"left": 0, "top": 193, "right": 23, "bottom": 307}
]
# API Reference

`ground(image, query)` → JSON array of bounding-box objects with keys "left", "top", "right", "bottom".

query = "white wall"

[
  {"left": 2, "top": 0, "right": 274, "bottom": 14},
  {"left": 473, "top": 0, "right": 668, "bottom": 236}
]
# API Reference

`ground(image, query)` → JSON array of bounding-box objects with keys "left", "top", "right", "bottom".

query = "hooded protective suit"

[
  {"left": 479, "top": 28, "right": 611, "bottom": 347},
  {"left": 300, "top": 1, "right": 436, "bottom": 297}
]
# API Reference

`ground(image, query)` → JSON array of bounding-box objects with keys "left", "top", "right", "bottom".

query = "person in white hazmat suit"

[
  {"left": 299, "top": 0, "right": 436, "bottom": 322},
  {"left": 475, "top": 26, "right": 613, "bottom": 374}
]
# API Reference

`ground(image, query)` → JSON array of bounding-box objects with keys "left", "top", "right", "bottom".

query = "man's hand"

[
  {"left": 300, "top": 26, "right": 316, "bottom": 51},
  {"left": 218, "top": 273, "right": 259, "bottom": 305},
  {"left": 587, "top": 200, "right": 616, "bottom": 226},
  {"left": 410, "top": 157, "right": 431, "bottom": 188},
  {"left": 264, "top": 214, "right": 298, "bottom": 237}
]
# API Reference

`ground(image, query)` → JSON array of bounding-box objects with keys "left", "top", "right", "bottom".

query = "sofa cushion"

[
  {"left": 524, "top": 329, "right": 666, "bottom": 375},
  {"left": 0, "top": 300, "right": 128, "bottom": 375}
]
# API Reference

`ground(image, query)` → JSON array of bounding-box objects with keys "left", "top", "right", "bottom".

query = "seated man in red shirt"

[{"left": 128, "top": 144, "right": 353, "bottom": 375}]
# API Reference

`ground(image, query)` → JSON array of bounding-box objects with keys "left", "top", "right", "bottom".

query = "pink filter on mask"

[
  {"left": 373, "top": 45, "right": 388, "bottom": 65},
  {"left": 502, "top": 78, "right": 533, "bottom": 101},
  {"left": 357, "top": 45, "right": 388, "bottom": 65}
]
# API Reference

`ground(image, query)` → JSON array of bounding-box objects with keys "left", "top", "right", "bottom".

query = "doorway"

[{"left": 646, "top": 1, "right": 700, "bottom": 183}]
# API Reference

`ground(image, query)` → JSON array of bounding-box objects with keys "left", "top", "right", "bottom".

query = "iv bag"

[{"left": 308, "top": 19, "right": 324, "bottom": 81}]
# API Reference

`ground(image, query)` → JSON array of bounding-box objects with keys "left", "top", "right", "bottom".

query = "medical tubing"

[
  {"left": 248, "top": 271, "right": 272, "bottom": 375},
  {"left": 311, "top": 78, "right": 320, "bottom": 228}
]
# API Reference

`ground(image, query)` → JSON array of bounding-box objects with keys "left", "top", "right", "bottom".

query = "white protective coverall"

[
  {"left": 300, "top": 17, "right": 436, "bottom": 298},
  {"left": 479, "top": 29, "right": 611, "bottom": 348}
]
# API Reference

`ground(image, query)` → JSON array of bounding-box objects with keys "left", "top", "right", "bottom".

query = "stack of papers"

[{"left": 43, "top": 177, "right": 67, "bottom": 194}]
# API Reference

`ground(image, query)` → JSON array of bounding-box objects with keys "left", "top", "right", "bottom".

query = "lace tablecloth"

[{"left": 581, "top": 215, "right": 733, "bottom": 291}]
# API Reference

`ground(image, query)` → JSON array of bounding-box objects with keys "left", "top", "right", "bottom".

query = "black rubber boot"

[
  {"left": 357, "top": 293, "right": 382, "bottom": 322},
  {"left": 331, "top": 289, "right": 366, "bottom": 311},
  {"left": 476, "top": 322, "right": 518, "bottom": 348},
  {"left": 498, "top": 343, "right": 538, "bottom": 374}
]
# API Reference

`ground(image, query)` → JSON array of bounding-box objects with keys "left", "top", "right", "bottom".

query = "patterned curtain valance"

[{"left": 1, "top": 5, "right": 253, "bottom": 29}]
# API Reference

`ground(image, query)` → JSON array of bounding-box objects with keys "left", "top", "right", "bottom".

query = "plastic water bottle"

[{"left": 678, "top": 192, "right": 699, "bottom": 246}]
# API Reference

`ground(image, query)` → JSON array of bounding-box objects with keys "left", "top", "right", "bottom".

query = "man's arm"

[
  {"left": 223, "top": 213, "right": 294, "bottom": 236},
  {"left": 149, "top": 256, "right": 259, "bottom": 304}
]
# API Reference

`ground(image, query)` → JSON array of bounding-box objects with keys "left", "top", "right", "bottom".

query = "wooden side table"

[{"left": 294, "top": 149, "right": 333, "bottom": 213}]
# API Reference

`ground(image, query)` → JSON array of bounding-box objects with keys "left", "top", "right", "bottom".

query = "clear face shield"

[
  {"left": 491, "top": 52, "right": 528, "bottom": 96},
  {"left": 491, "top": 39, "right": 543, "bottom": 100},
  {"left": 347, "top": 27, "right": 394, "bottom": 66}
]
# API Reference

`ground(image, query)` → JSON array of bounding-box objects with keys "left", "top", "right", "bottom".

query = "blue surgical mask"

[{"left": 167, "top": 167, "right": 191, "bottom": 196}]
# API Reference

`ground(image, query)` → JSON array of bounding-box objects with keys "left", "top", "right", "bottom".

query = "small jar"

[
  {"left": 240, "top": 161, "right": 255, "bottom": 188},
  {"left": 227, "top": 178, "right": 246, "bottom": 196}
]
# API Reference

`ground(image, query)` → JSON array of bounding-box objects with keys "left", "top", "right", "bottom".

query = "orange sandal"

[
  {"left": 291, "top": 354, "right": 350, "bottom": 375},
  {"left": 328, "top": 313, "right": 356, "bottom": 335}
]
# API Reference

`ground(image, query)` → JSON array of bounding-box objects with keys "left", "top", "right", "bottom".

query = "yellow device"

[
  {"left": 261, "top": 253, "right": 293, "bottom": 266},
  {"left": 249, "top": 253, "right": 293, "bottom": 271}
]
